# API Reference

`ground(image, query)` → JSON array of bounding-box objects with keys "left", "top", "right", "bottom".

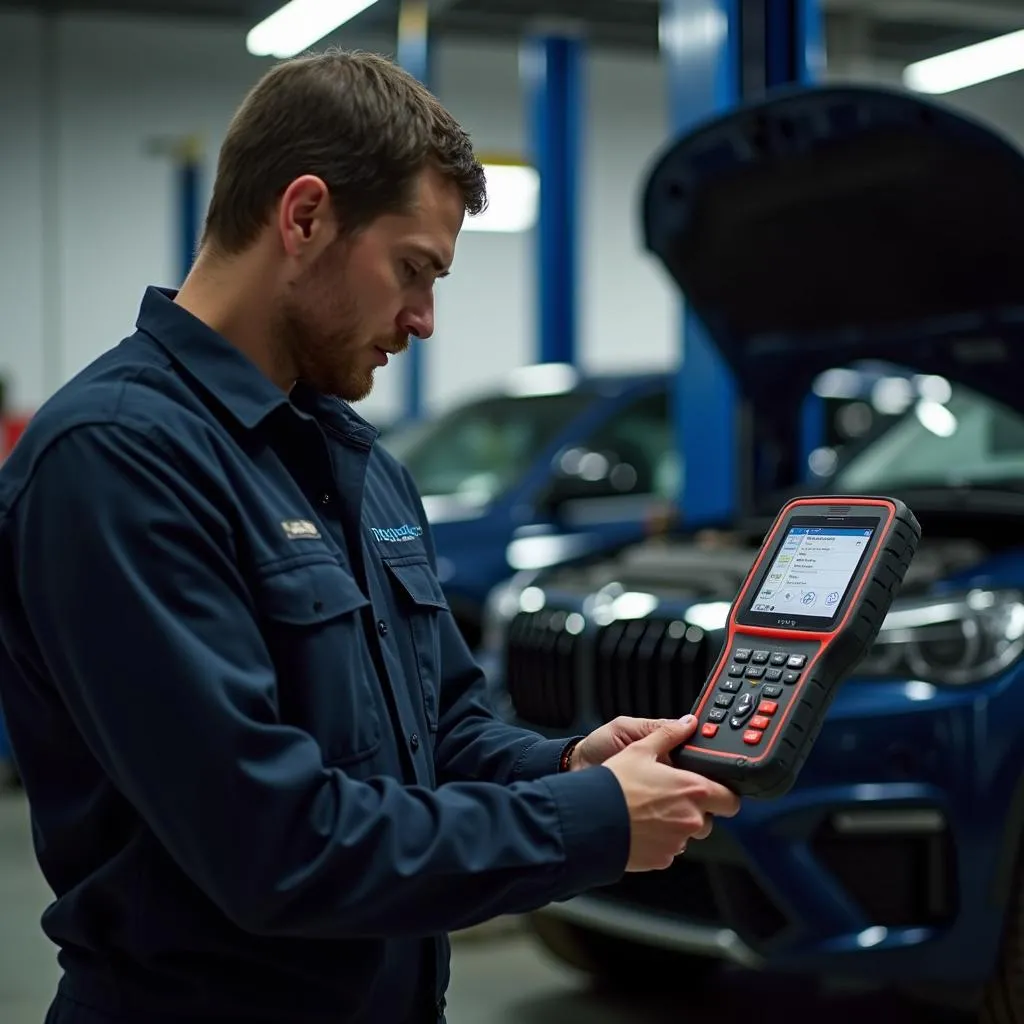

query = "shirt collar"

[
  {"left": 135, "top": 286, "right": 291, "bottom": 431},
  {"left": 134, "top": 286, "right": 382, "bottom": 446}
]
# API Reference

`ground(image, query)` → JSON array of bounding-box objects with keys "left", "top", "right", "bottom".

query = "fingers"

[
  {"left": 633, "top": 715, "right": 697, "bottom": 756},
  {"left": 676, "top": 771, "right": 740, "bottom": 818}
]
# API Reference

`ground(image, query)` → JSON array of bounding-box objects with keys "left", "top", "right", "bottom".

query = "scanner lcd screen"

[{"left": 748, "top": 525, "right": 875, "bottom": 620}]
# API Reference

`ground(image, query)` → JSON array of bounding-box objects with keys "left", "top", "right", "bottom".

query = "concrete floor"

[{"left": 0, "top": 789, "right": 972, "bottom": 1023}]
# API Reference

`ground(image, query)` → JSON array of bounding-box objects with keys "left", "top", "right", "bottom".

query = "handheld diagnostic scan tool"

[{"left": 671, "top": 496, "right": 920, "bottom": 798}]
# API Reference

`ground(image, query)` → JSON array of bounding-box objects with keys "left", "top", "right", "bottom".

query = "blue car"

[
  {"left": 481, "top": 85, "right": 1024, "bottom": 1018},
  {"left": 380, "top": 366, "right": 681, "bottom": 648}
]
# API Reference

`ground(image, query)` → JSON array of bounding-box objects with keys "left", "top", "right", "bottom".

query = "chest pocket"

[
  {"left": 255, "top": 559, "right": 382, "bottom": 766},
  {"left": 381, "top": 557, "right": 449, "bottom": 732}
]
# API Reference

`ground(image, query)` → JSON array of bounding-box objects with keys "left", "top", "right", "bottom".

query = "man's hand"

[
  {"left": 602, "top": 717, "right": 742, "bottom": 871},
  {"left": 571, "top": 715, "right": 688, "bottom": 771}
]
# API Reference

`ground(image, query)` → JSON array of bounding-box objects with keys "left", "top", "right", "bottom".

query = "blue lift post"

[
  {"left": 178, "top": 137, "right": 202, "bottom": 284},
  {"left": 398, "top": 0, "right": 432, "bottom": 421},
  {"left": 661, "top": 0, "right": 741, "bottom": 527},
  {"left": 767, "top": 0, "right": 827, "bottom": 477},
  {"left": 522, "top": 30, "right": 583, "bottom": 366},
  {"left": 661, "top": 0, "right": 823, "bottom": 525}
]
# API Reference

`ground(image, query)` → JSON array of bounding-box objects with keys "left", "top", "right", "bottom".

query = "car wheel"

[
  {"left": 981, "top": 854, "right": 1024, "bottom": 1024},
  {"left": 527, "top": 913, "right": 719, "bottom": 993}
]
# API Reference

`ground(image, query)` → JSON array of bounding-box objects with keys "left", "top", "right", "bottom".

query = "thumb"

[{"left": 633, "top": 715, "right": 697, "bottom": 756}]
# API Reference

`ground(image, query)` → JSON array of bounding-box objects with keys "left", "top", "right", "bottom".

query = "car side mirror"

[{"left": 543, "top": 447, "right": 642, "bottom": 511}]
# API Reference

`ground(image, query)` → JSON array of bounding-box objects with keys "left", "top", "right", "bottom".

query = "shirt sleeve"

[{"left": 10, "top": 423, "right": 631, "bottom": 939}]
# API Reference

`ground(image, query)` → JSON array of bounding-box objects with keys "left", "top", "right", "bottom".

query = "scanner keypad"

[{"left": 697, "top": 639, "right": 819, "bottom": 755}]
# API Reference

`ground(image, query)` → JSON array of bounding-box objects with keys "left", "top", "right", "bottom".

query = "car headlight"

[{"left": 857, "top": 589, "right": 1024, "bottom": 685}]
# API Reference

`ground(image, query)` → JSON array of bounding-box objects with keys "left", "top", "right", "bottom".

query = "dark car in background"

[
  {"left": 379, "top": 366, "right": 681, "bottom": 648},
  {"left": 482, "top": 85, "right": 1024, "bottom": 1020},
  {"left": 379, "top": 361, "right": 908, "bottom": 650}
]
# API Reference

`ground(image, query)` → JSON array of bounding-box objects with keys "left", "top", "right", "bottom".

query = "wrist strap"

[{"left": 559, "top": 738, "right": 580, "bottom": 773}]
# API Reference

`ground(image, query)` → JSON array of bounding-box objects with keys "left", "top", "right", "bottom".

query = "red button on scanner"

[
  {"left": 758, "top": 700, "right": 779, "bottom": 716},
  {"left": 701, "top": 723, "right": 719, "bottom": 738},
  {"left": 750, "top": 715, "right": 771, "bottom": 731},
  {"left": 743, "top": 730, "right": 763, "bottom": 746}
]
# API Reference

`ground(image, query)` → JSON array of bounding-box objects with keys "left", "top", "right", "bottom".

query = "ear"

[{"left": 277, "top": 175, "right": 336, "bottom": 259}]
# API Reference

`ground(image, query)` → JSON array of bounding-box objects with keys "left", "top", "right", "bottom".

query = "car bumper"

[{"left": 516, "top": 675, "right": 1022, "bottom": 988}]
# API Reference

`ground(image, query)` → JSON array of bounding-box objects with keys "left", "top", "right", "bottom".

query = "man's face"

[{"left": 279, "top": 166, "right": 464, "bottom": 402}]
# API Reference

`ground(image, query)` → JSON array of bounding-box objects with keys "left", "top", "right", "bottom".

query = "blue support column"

[
  {"left": 661, "top": 0, "right": 741, "bottom": 527},
  {"left": 398, "top": 0, "right": 432, "bottom": 421},
  {"left": 765, "top": 0, "right": 827, "bottom": 477},
  {"left": 522, "top": 32, "right": 583, "bottom": 366},
  {"left": 663, "top": 0, "right": 826, "bottom": 518},
  {"left": 178, "top": 140, "right": 202, "bottom": 284}
]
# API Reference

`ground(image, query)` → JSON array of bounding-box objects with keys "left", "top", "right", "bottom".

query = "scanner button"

[
  {"left": 733, "top": 648, "right": 752, "bottom": 663},
  {"left": 730, "top": 715, "right": 747, "bottom": 730},
  {"left": 750, "top": 715, "right": 772, "bottom": 731},
  {"left": 752, "top": 650, "right": 771, "bottom": 664},
  {"left": 745, "top": 666, "right": 765, "bottom": 680},
  {"left": 787, "top": 654, "right": 807, "bottom": 669},
  {"left": 714, "top": 694, "right": 735, "bottom": 709},
  {"left": 727, "top": 664, "right": 745, "bottom": 677},
  {"left": 762, "top": 684, "right": 783, "bottom": 698},
  {"left": 765, "top": 668, "right": 783, "bottom": 682},
  {"left": 743, "top": 730, "right": 764, "bottom": 746},
  {"left": 758, "top": 700, "right": 779, "bottom": 716},
  {"left": 783, "top": 670, "right": 801, "bottom": 685},
  {"left": 770, "top": 652, "right": 788, "bottom": 666},
  {"left": 701, "top": 723, "right": 719, "bottom": 739},
  {"left": 720, "top": 678, "right": 741, "bottom": 693},
  {"left": 734, "top": 693, "right": 755, "bottom": 716},
  {"left": 708, "top": 708, "right": 728, "bottom": 722}
]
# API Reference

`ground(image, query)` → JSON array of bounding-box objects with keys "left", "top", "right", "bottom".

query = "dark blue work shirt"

[{"left": 0, "top": 288, "right": 630, "bottom": 1023}]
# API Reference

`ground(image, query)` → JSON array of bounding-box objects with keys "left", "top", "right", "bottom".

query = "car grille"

[
  {"left": 505, "top": 608, "right": 723, "bottom": 728},
  {"left": 594, "top": 617, "right": 721, "bottom": 721},
  {"left": 504, "top": 610, "right": 582, "bottom": 729}
]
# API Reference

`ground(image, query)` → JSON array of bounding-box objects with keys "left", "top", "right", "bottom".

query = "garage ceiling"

[{"left": 1, "top": 0, "right": 1023, "bottom": 63}]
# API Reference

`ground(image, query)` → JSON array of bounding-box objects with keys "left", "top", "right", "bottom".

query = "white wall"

[{"left": 1, "top": 9, "right": 1023, "bottom": 423}]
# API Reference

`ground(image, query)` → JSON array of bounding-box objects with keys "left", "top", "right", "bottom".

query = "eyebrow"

[{"left": 412, "top": 246, "right": 451, "bottom": 277}]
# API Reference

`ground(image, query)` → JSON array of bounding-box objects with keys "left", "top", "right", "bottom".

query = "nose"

[{"left": 398, "top": 297, "right": 434, "bottom": 342}]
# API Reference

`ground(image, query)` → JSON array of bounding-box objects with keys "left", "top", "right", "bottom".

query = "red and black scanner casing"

[{"left": 670, "top": 496, "right": 921, "bottom": 798}]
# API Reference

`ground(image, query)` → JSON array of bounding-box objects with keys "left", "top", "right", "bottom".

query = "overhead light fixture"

[
  {"left": 246, "top": 0, "right": 379, "bottom": 59},
  {"left": 903, "top": 28, "right": 1024, "bottom": 95},
  {"left": 464, "top": 161, "right": 539, "bottom": 234}
]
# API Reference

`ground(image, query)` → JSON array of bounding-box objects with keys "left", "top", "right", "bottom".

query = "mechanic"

[{"left": 0, "top": 50, "right": 740, "bottom": 1024}]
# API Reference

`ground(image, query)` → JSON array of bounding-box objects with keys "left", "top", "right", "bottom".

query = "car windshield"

[
  {"left": 830, "top": 383, "right": 1024, "bottom": 493},
  {"left": 380, "top": 391, "right": 596, "bottom": 503}
]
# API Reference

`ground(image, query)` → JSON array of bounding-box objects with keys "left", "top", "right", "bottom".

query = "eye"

[{"left": 402, "top": 260, "right": 421, "bottom": 282}]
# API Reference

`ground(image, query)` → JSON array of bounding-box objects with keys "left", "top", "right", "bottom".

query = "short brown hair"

[{"left": 202, "top": 48, "right": 487, "bottom": 253}]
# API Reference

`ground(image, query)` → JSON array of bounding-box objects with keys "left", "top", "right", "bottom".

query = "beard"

[{"left": 276, "top": 241, "right": 406, "bottom": 402}]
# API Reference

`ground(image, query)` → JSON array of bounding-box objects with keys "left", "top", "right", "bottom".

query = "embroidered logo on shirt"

[
  {"left": 370, "top": 524, "right": 423, "bottom": 544},
  {"left": 281, "top": 519, "right": 322, "bottom": 540}
]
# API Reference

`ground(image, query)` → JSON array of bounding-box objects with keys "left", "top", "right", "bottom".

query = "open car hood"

[{"left": 642, "top": 85, "right": 1024, "bottom": 439}]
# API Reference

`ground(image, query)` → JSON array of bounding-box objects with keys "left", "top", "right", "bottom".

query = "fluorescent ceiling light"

[
  {"left": 463, "top": 164, "right": 539, "bottom": 234},
  {"left": 903, "top": 28, "right": 1024, "bottom": 94},
  {"left": 246, "top": 0, "right": 378, "bottom": 58}
]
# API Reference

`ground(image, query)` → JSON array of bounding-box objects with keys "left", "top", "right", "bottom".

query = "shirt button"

[
  {"left": 377, "top": 619, "right": 388, "bottom": 637},
  {"left": 410, "top": 733, "right": 420, "bottom": 752},
  {"left": 319, "top": 492, "right": 331, "bottom": 505}
]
